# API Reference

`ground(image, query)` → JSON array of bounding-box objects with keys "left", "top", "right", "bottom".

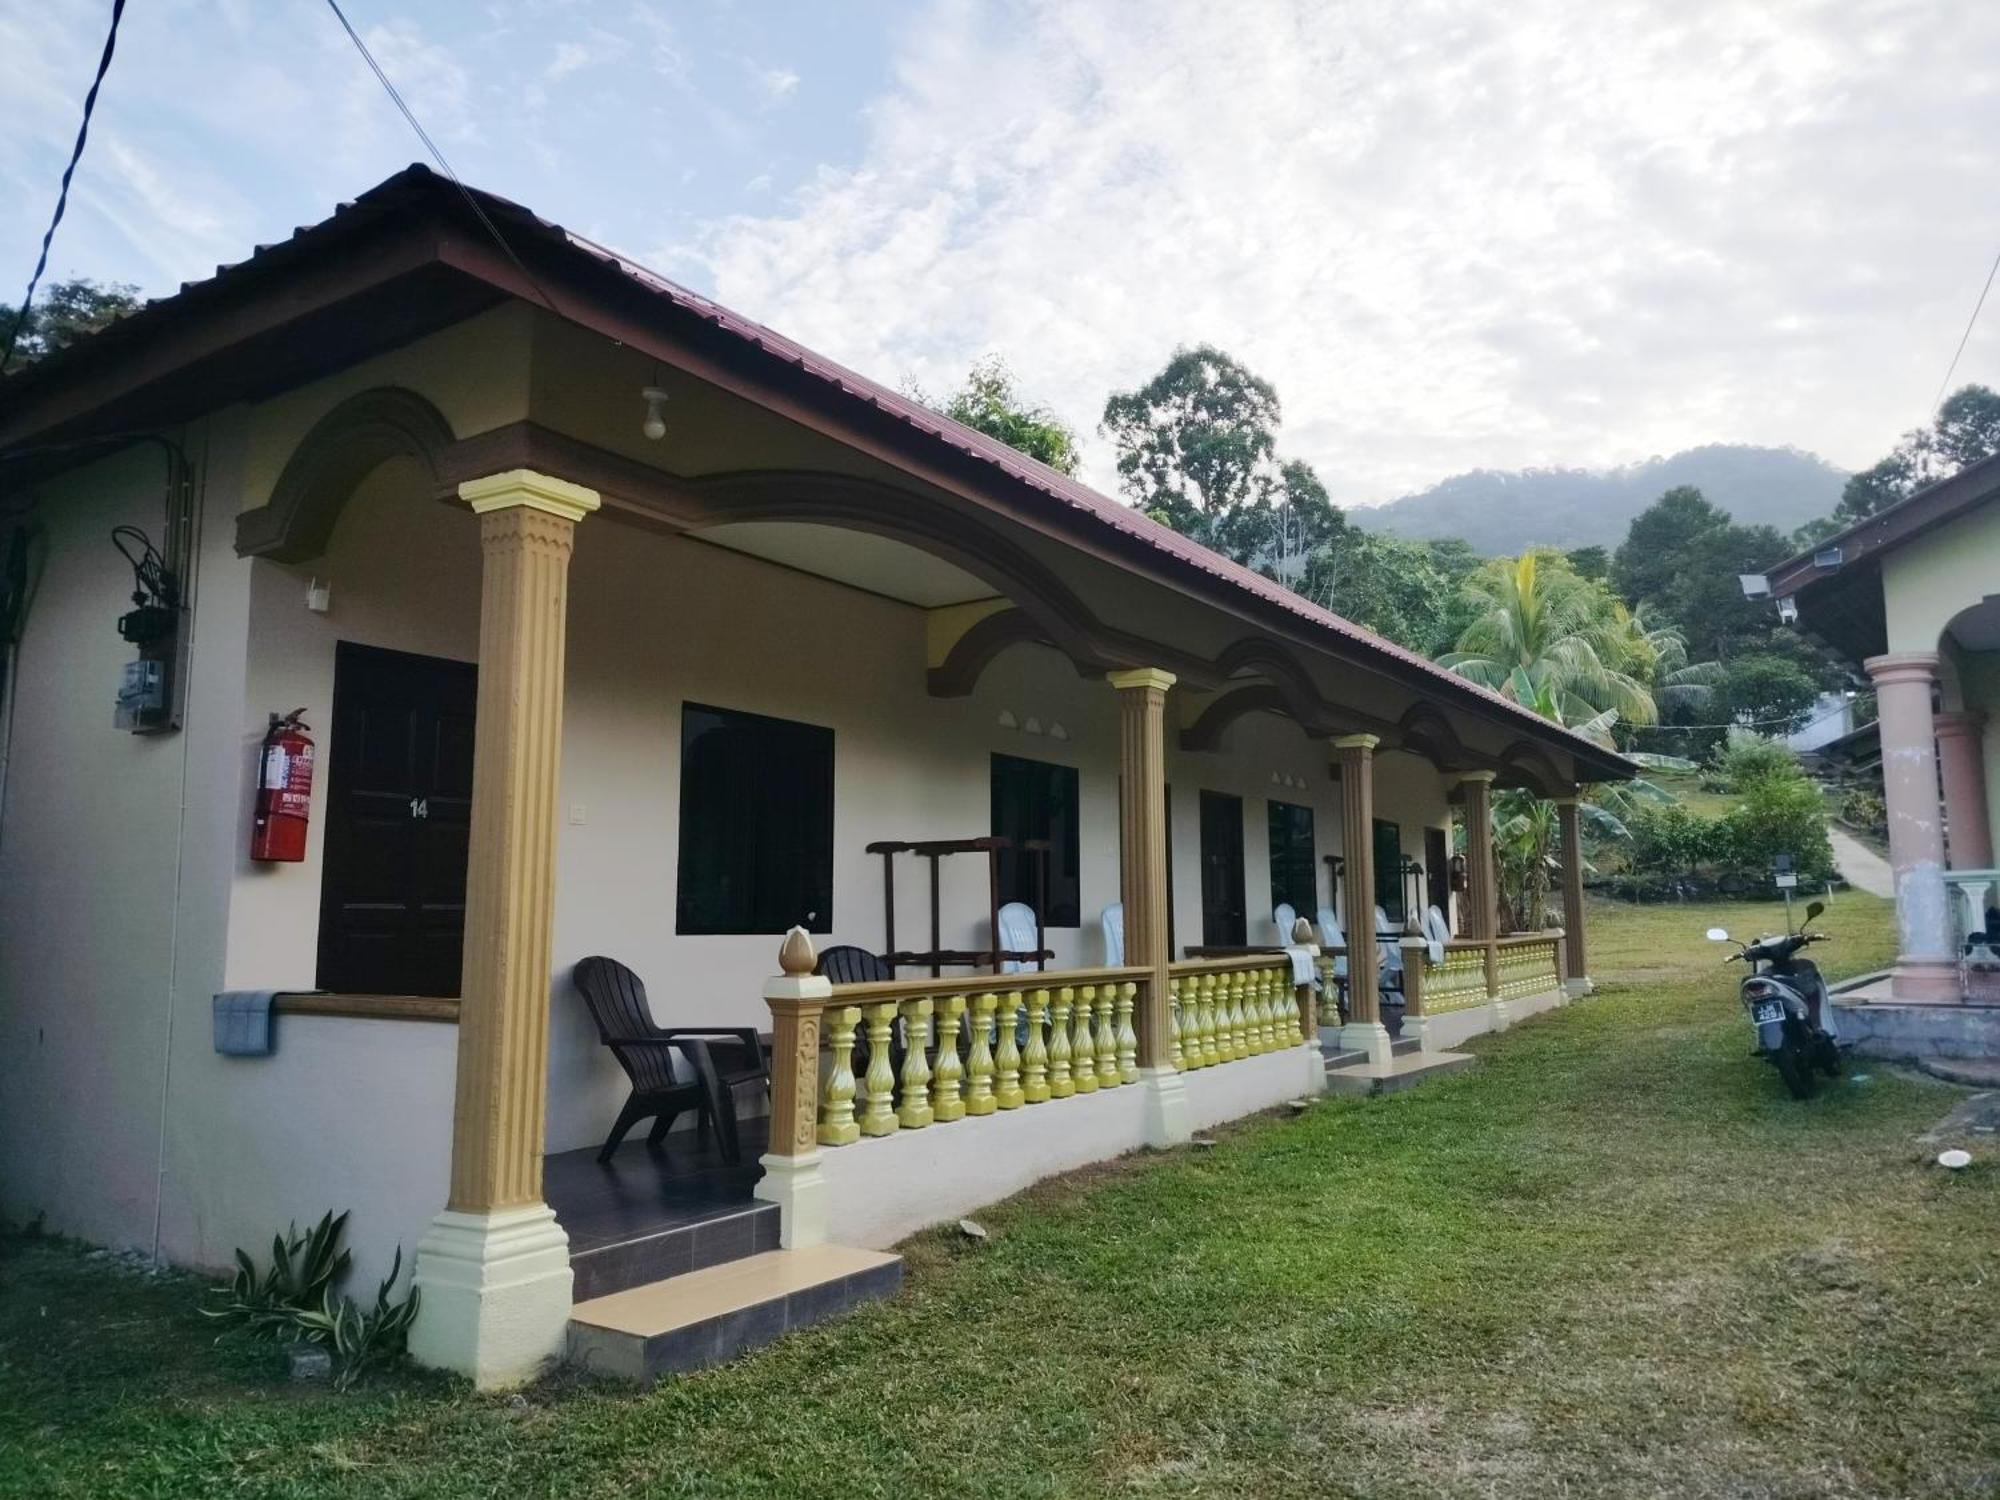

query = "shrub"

[
  {"left": 1716, "top": 773, "right": 1835, "bottom": 883},
  {"left": 1626, "top": 803, "right": 1717, "bottom": 877},
  {"left": 1841, "top": 787, "right": 1886, "bottom": 835},
  {"left": 1712, "top": 731, "right": 1801, "bottom": 792}
]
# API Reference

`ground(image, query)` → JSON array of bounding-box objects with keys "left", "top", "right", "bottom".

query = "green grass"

[{"left": 4, "top": 891, "right": 1996, "bottom": 1498}]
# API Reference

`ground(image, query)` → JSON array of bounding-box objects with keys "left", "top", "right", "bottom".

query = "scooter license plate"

[{"left": 1748, "top": 999, "right": 1786, "bottom": 1025}]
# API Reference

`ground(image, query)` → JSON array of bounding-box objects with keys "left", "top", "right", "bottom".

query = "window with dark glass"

[
  {"left": 1199, "top": 790, "right": 1246, "bottom": 946},
  {"left": 1372, "top": 817, "right": 1404, "bottom": 926},
  {"left": 676, "top": 703, "right": 834, "bottom": 935},
  {"left": 990, "top": 753, "right": 1080, "bottom": 927},
  {"left": 1267, "top": 799, "right": 1315, "bottom": 921}
]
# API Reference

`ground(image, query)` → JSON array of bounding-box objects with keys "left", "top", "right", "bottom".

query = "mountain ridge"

[{"left": 1351, "top": 443, "right": 1846, "bottom": 554}]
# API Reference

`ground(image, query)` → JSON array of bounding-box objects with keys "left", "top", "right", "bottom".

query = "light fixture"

[
  {"left": 1048, "top": 721, "right": 1069, "bottom": 742},
  {"left": 1024, "top": 716, "right": 1043, "bottom": 735},
  {"left": 1776, "top": 596, "right": 1799, "bottom": 624},
  {"left": 641, "top": 386, "right": 669, "bottom": 441},
  {"left": 996, "top": 710, "right": 1018, "bottom": 730}
]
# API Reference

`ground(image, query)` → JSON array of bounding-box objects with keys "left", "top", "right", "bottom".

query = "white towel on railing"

[{"left": 1283, "top": 945, "right": 1316, "bottom": 985}]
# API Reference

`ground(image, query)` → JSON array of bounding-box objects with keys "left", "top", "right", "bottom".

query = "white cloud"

[
  {"left": 755, "top": 65, "right": 800, "bottom": 103},
  {"left": 681, "top": 0, "right": 2000, "bottom": 503}
]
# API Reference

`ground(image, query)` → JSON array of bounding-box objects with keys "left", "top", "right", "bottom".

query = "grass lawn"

[{"left": 4, "top": 891, "right": 1996, "bottom": 1499}]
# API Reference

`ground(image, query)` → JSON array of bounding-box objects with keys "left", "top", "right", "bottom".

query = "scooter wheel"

[
  {"left": 1774, "top": 1031, "right": 1819, "bottom": 1100},
  {"left": 1812, "top": 1034, "right": 1842, "bottom": 1076}
]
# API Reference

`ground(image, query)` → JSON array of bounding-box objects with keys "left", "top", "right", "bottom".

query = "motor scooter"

[{"left": 1706, "top": 899, "right": 1843, "bottom": 1099}]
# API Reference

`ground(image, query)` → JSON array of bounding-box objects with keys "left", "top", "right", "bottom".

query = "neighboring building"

[
  {"left": 0, "top": 167, "right": 1624, "bottom": 1388},
  {"left": 1767, "top": 454, "right": 2000, "bottom": 1056}
]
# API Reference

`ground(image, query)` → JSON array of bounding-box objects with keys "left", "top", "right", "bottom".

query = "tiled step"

[
  {"left": 1322, "top": 1047, "right": 1367, "bottom": 1071},
  {"left": 569, "top": 1244, "right": 901, "bottom": 1383},
  {"left": 1389, "top": 1036, "right": 1424, "bottom": 1057},
  {"left": 568, "top": 1202, "right": 780, "bottom": 1302},
  {"left": 1324, "top": 1049, "right": 1475, "bottom": 1097}
]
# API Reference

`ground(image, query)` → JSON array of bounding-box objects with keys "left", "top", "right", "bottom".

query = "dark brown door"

[
  {"left": 1425, "top": 827, "right": 1451, "bottom": 929},
  {"left": 1199, "top": 791, "right": 1245, "bottom": 946},
  {"left": 316, "top": 642, "right": 477, "bottom": 997}
]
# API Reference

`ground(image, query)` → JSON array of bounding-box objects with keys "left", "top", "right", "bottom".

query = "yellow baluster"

[
  {"left": 818, "top": 1004, "right": 861, "bottom": 1146},
  {"left": 1228, "top": 970, "right": 1249, "bottom": 1060},
  {"left": 1258, "top": 968, "right": 1279, "bottom": 1052},
  {"left": 1246, "top": 968, "right": 1268, "bottom": 1054},
  {"left": 1167, "top": 977, "right": 1184, "bottom": 1069},
  {"left": 1199, "top": 972, "right": 1221, "bottom": 1068},
  {"left": 1071, "top": 983, "right": 1099, "bottom": 1093},
  {"left": 966, "top": 992, "right": 999, "bottom": 1115},
  {"left": 1115, "top": 980, "right": 1139, "bottom": 1084},
  {"left": 1049, "top": 986, "right": 1075, "bottom": 1098},
  {"left": 859, "top": 1000, "right": 900, "bottom": 1136},
  {"left": 994, "top": 990, "right": 1025, "bottom": 1109},
  {"left": 897, "top": 997, "right": 934, "bottom": 1128},
  {"left": 931, "top": 995, "right": 967, "bottom": 1122},
  {"left": 1022, "top": 988, "right": 1051, "bottom": 1103},
  {"left": 1094, "top": 983, "right": 1119, "bottom": 1088}
]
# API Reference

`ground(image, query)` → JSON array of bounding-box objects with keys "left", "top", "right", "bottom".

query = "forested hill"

[{"left": 1353, "top": 444, "right": 1846, "bottom": 553}]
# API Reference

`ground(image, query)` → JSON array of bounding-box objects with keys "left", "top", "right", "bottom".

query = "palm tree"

[{"left": 1441, "top": 552, "right": 1657, "bottom": 732}]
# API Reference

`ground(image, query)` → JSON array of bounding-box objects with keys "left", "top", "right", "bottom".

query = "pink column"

[
  {"left": 1865, "top": 653, "right": 1959, "bottom": 1001},
  {"left": 1935, "top": 711, "right": 1993, "bottom": 870}
]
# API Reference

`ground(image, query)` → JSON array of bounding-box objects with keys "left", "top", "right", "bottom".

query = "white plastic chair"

[
  {"left": 998, "top": 901, "right": 1040, "bottom": 974},
  {"left": 1273, "top": 901, "right": 1297, "bottom": 945},
  {"left": 1100, "top": 903, "right": 1125, "bottom": 967}
]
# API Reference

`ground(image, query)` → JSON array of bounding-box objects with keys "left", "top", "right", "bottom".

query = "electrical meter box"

[{"left": 114, "top": 657, "right": 168, "bottom": 731}]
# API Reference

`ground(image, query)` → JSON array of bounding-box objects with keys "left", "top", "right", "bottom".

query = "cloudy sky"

[{"left": 6, "top": 0, "right": 2000, "bottom": 503}]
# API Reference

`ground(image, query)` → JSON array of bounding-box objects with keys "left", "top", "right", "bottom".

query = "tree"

[
  {"left": 1101, "top": 345, "right": 1282, "bottom": 548},
  {"left": 1714, "top": 654, "right": 1820, "bottom": 733},
  {"left": 1442, "top": 551, "right": 1660, "bottom": 732},
  {"left": 927, "top": 356, "right": 1082, "bottom": 475},
  {"left": 1, "top": 276, "right": 141, "bottom": 369},
  {"left": 1610, "top": 486, "right": 1790, "bottom": 662},
  {"left": 1830, "top": 384, "right": 2000, "bottom": 525},
  {"left": 1565, "top": 544, "right": 1611, "bottom": 581}
]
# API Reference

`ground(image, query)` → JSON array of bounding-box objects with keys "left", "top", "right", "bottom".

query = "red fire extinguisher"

[{"left": 250, "top": 709, "right": 315, "bottom": 862}]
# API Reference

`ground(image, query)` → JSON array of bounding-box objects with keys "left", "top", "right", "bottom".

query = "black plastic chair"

[
  {"left": 572, "top": 956, "right": 769, "bottom": 1165},
  {"left": 816, "top": 945, "right": 894, "bottom": 984}
]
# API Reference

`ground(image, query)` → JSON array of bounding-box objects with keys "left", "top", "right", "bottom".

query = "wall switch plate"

[{"left": 568, "top": 804, "right": 587, "bottom": 825}]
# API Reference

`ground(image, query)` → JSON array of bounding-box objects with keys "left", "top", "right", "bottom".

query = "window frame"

[
  {"left": 1266, "top": 798, "right": 1316, "bottom": 924},
  {"left": 989, "top": 752, "right": 1082, "bottom": 929}
]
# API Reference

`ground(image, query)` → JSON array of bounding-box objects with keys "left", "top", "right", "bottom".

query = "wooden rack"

[{"left": 864, "top": 835, "right": 1054, "bottom": 977}]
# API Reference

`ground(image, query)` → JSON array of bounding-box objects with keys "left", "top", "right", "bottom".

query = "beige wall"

[{"left": 1883, "top": 502, "right": 2000, "bottom": 655}]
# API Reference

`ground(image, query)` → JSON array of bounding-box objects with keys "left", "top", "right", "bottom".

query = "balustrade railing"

[
  {"left": 1412, "top": 941, "right": 1492, "bottom": 1014},
  {"left": 1165, "top": 954, "right": 1314, "bottom": 1069},
  {"left": 1493, "top": 933, "right": 1563, "bottom": 998}
]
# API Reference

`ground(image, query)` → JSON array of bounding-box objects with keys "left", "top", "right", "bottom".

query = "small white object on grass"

[
  {"left": 1289, "top": 1098, "right": 1315, "bottom": 1113},
  {"left": 958, "top": 1219, "right": 988, "bottom": 1240},
  {"left": 1938, "top": 1149, "right": 1972, "bottom": 1170},
  {"left": 1192, "top": 1137, "right": 1217, "bottom": 1150}
]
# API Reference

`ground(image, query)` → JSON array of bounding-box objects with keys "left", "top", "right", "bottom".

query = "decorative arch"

[
  {"left": 237, "top": 387, "right": 456, "bottom": 561},
  {"left": 1397, "top": 702, "right": 1474, "bottom": 772},
  {"left": 928, "top": 606, "right": 1076, "bottom": 697},
  {"left": 1495, "top": 740, "right": 1570, "bottom": 797}
]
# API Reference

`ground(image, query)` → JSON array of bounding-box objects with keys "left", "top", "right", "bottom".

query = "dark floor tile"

[{"left": 709, "top": 1298, "right": 789, "bottom": 1363}]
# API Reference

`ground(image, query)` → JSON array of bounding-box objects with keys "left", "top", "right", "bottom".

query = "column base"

[
  {"left": 1339, "top": 1019, "right": 1394, "bottom": 1069},
  {"left": 1301, "top": 1042, "right": 1331, "bottom": 1094},
  {"left": 1408, "top": 1015, "right": 1435, "bottom": 1054},
  {"left": 1140, "top": 1065, "right": 1192, "bottom": 1147},
  {"left": 1564, "top": 977, "right": 1593, "bottom": 1001},
  {"left": 1889, "top": 957, "right": 1963, "bottom": 1003},
  {"left": 1488, "top": 998, "right": 1513, "bottom": 1031},
  {"left": 407, "top": 1203, "right": 572, "bottom": 1390},
  {"left": 754, "top": 1150, "right": 828, "bottom": 1248}
]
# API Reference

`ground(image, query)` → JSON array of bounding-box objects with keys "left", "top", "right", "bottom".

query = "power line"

[
  {"left": 320, "top": 0, "right": 562, "bottom": 318},
  {"left": 1, "top": 0, "right": 127, "bottom": 376},
  {"left": 1931, "top": 240, "right": 2000, "bottom": 415}
]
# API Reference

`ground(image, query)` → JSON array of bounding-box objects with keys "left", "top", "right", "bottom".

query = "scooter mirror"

[
  {"left": 1805, "top": 899, "right": 1825, "bottom": 925},
  {"left": 1705, "top": 927, "right": 1730, "bottom": 942}
]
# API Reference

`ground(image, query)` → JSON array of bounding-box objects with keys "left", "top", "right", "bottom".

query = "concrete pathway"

[{"left": 1829, "top": 825, "right": 1895, "bottom": 899}]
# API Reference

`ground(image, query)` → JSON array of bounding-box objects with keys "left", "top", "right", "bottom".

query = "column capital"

[
  {"left": 459, "top": 468, "right": 601, "bottom": 524},
  {"left": 1106, "top": 666, "right": 1177, "bottom": 693},
  {"left": 1457, "top": 769, "right": 1499, "bottom": 786},
  {"left": 1331, "top": 733, "right": 1380, "bottom": 753},
  {"left": 1863, "top": 651, "right": 1940, "bottom": 689},
  {"left": 1551, "top": 791, "right": 1581, "bottom": 807}
]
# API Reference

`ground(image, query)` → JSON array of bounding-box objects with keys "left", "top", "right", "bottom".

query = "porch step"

[
  {"left": 568, "top": 1245, "right": 902, "bottom": 1382},
  {"left": 1322, "top": 1047, "right": 1368, "bottom": 1071},
  {"left": 1324, "top": 1049, "right": 1475, "bottom": 1097},
  {"left": 1389, "top": 1036, "right": 1424, "bottom": 1057},
  {"left": 568, "top": 1201, "right": 780, "bottom": 1302}
]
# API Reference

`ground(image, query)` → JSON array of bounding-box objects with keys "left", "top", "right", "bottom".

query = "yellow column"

[
  {"left": 1459, "top": 771, "right": 1501, "bottom": 1009},
  {"left": 1554, "top": 795, "right": 1591, "bottom": 997},
  {"left": 1110, "top": 667, "right": 1192, "bottom": 1147},
  {"left": 409, "top": 468, "right": 598, "bottom": 1390},
  {"left": 1333, "top": 734, "right": 1392, "bottom": 1067}
]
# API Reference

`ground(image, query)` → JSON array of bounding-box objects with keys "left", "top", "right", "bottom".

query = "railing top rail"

[
  {"left": 828, "top": 964, "right": 1149, "bottom": 1004},
  {"left": 1169, "top": 952, "right": 1304, "bottom": 976},
  {"left": 1494, "top": 932, "right": 1562, "bottom": 948}
]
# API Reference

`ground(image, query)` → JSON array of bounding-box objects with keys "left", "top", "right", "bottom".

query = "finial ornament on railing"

[
  {"left": 1291, "top": 916, "right": 1315, "bottom": 946},
  {"left": 779, "top": 925, "right": 818, "bottom": 977}
]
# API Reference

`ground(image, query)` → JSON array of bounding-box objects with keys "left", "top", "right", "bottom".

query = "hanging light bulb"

[{"left": 641, "top": 386, "right": 669, "bottom": 441}]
